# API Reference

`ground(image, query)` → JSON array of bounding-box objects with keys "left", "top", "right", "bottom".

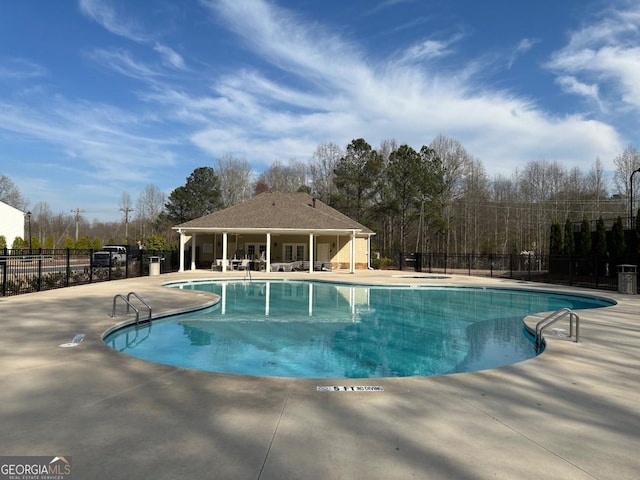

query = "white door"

[{"left": 317, "top": 243, "right": 330, "bottom": 262}]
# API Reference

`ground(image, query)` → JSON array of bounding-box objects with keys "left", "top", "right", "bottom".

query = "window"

[
  {"left": 284, "top": 243, "right": 306, "bottom": 262},
  {"left": 245, "top": 243, "right": 266, "bottom": 259}
]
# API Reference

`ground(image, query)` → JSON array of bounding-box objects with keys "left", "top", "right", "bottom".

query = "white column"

[
  {"left": 350, "top": 231, "right": 356, "bottom": 273},
  {"left": 221, "top": 282, "right": 227, "bottom": 315},
  {"left": 178, "top": 230, "right": 185, "bottom": 272},
  {"left": 222, "top": 232, "right": 228, "bottom": 272},
  {"left": 308, "top": 232, "right": 314, "bottom": 273},
  {"left": 266, "top": 232, "right": 271, "bottom": 272},
  {"left": 190, "top": 233, "right": 197, "bottom": 270}
]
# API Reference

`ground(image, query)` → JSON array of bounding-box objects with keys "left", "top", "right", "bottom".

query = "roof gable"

[{"left": 174, "top": 192, "right": 373, "bottom": 233}]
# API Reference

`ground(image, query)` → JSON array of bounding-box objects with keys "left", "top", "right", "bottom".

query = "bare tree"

[
  {"left": 309, "top": 143, "right": 343, "bottom": 203},
  {"left": 0, "top": 173, "right": 28, "bottom": 210},
  {"left": 260, "top": 159, "right": 307, "bottom": 193},
  {"left": 584, "top": 157, "right": 609, "bottom": 220},
  {"left": 136, "top": 184, "right": 166, "bottom": 238},
  {"left": 613, "top": 145, "right": 640, "bottom": 200},
  {"left": 429, "top": 135, "right": 470, "bottom": 252},
  {"left": 216, "top": 154, "right": 253, "bottom": 207}
]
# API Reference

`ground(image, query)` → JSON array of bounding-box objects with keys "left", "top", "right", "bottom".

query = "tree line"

[{"left": 3, "top": 138, "right": 640, "bottom": 256}]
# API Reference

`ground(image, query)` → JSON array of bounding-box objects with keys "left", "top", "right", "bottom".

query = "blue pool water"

[{"left": 103, "top": 280, "right": 614, "bottom": 379}]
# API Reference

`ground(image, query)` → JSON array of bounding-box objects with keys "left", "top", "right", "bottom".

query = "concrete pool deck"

[{"left": 0, "top": 270, "right": 638, "bottom": 479}]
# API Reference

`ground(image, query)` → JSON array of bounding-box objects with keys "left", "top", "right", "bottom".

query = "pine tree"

[
  {"left": 549, "top": 222, "right": 563, "bottom": 255},
  {"left": 609, "top": 216, "right": 626, "bottom": 259},
  {"left": 595, "top": 216, "right": 607, "bottom": 257},
  {"left": 563, "top": 218, "right": 575, "bottom": 256},
  {"left": 577, "top": 215, "right": 592, "bottom": 257}
]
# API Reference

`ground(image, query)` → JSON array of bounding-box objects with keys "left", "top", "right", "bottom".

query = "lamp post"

[
  {"left": 26, "top": 211, "right": 32, "bottom": 252},
  {"left": 631, "top": 168, "right": 640, "bottom": 230}
]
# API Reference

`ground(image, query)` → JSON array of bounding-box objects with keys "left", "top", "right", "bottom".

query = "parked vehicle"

[{"left": 92, "top": 245, "right": 127, "bottom": 267}]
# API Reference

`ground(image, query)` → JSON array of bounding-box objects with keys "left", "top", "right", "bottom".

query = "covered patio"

[{"left": 173, "top": 192, "right": 375, "bottom": 274}]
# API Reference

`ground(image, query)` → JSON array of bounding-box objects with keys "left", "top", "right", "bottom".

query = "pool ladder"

[
  {"left": 534, "top": 308, "right": 580, "bottom": 352},
  {"left": 111, "top": 292, "right": 152, "bottom": 326}
]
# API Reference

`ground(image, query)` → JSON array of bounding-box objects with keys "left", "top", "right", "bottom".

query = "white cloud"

[
  {"left": 87, "top": 48, "right": 162, "bottom": 80},
  {"left": 555, "top": 75, "right": 601, "bottom": 103},
  {"left": 507, "top": 38, "right": 539, "bottom": 69},
  {"left": 79, "top": 0, "right": 150, "bottom": 43},
  {"left": 400, "top": 37, "right": 460, "bottom": 64},
  {"left": 154, "top": 43, "right": 186, "bottom": 70},
  {"left": 193, "top": 0, "right": 622, "bottom": 173},
  {"left": 546, "top": 5, "right": 640, "bottom": 110},
  {"left": 367, "top": 0, "right": 415, "bottom": 16},
  {"left": 0, "top": 57, "right": 47, "bottom": 80},
  {"left": 0, "top": 98, "right": 178, "bottom": 184}
]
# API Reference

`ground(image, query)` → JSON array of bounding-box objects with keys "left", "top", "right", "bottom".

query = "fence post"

[
  {"left": 36, "top": 248, "right": 42, "bottom": 291},
  {"left": 510, "top": 254, "right": 514, "bottom": 278},
  {"left": 65, "top": 248, "right": 71, "bottom": 287},
  {"left": 467, "top": 254, "right": 471, "bottom": 276},
  {"left": 1, "top": 254, "right": 6, "bottom": 297},
  {"left": 89, "top": 249, "right": 93, "bottom": 284}
]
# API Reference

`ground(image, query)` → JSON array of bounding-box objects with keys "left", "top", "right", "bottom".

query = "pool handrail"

[
  {"left": 535, "top": 307, "right": 579, "bottom": 352},
  {"left": 111, "top": 292, "right": 152, "bottom": 326}
]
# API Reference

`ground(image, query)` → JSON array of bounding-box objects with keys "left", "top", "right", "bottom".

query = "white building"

[{"left": 0, "top": 200, "right": 25, "bottom": 247}]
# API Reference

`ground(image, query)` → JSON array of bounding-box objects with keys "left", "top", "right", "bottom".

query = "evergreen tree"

[
  {"left": 162, "top": 167, "right": 223, "bottom": 224},
  {"left": 415, "top": 145, "right": 448, "bottom": 244},
  {"left": 563, "top": 218, "right": 575, "bottom": 256},
  {"left": 146, "top": 234, "right": 168, "bottom": 250},
  {"left": 577, "top": 215, "right": 592, "bottom": 257},
  {"left": 12, "top": 237, "right": 27, "bottom": 249},
  {"left": 386, "top": 144, "right": 421, "bottom": 252},
  {"left": 609, "top": 216, "right": 626, "bottom": 259},
  {"left": 44, "top": 235, "right": 55, "bottom": 249},
  {"left": 333, "top": 138, "right": 383, "bottom": 225},
  {"left": 595, "top": 216, "right": 607, "bottom": 257},
  {"left": 549, "top": 222, "right": 563, "bottom": 255},
  {"left": 75, "top": 236, "right": 92, "bottom": 250},
  {"left": 63, "top": 236, "right": 75, "bottom": 249}
]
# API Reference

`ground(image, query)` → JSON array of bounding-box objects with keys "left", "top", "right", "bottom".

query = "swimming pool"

[{"left": 104, "top": 280, "right": 614, "bottom": 379}]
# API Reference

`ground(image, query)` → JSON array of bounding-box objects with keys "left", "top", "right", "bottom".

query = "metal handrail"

[
  {"left": 127, "top": 291, "right": 152, "bottom": 323},
  {"left": 535, "top": 307, "right": 580, "bottom": 352},
  {"left": 111, "top": 294, "right": 140, "bottom": 325},
  {"left": 111, "top": 292, "right": 152, "bottom": 326}
]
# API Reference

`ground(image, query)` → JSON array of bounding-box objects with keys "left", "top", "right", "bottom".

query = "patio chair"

[{"left": 211, "top": 259, "right": 229, "bottom": 271}]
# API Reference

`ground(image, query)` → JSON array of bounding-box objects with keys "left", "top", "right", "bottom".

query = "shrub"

[{"left": 372, "top": 257, "right": 393, "bottom": 269}]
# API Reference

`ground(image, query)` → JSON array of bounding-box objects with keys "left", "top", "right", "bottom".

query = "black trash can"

[{"left": 414, "top": 252, "right": 422, "bottom": 272}]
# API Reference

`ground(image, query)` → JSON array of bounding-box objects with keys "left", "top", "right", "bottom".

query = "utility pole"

[
  {"left": 120, "top": 207, "right": 134, "bottom": 242},
  {"left": 71, "top": 208, "right": 84, "bottom": 242}
]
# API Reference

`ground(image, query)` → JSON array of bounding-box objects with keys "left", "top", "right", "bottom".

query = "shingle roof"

[{"left": 173, "top": 192, "right": 374, "bottom": 234}]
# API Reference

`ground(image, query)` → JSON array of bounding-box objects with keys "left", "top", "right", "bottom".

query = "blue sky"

[{"left": 1, "top": 0, "right": 639, "bottom": 221}]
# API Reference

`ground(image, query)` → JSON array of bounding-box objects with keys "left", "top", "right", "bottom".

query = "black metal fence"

[
  {"left": 393, "top": 252, "right": 638, "bottom": 293},
  {"left": 3, "top": 247, "right": 637, "bottom": 296},
  {"left": 0, "top": 248, "right": 179, "bottom": 297}
]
